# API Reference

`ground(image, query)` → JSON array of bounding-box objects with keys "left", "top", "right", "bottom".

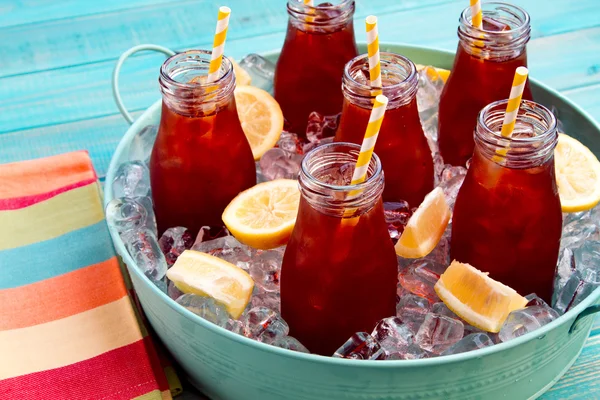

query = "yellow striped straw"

[
  {"left": 470, "top": 0, "right": 483, "bottom": 28},
  {"left": 303, "top": 0, "right": 314, "bottom": 5},
  {"left": 350, "top": 95, "right": 389, "bottom": 185},
  {"left": 207, "top": 6, "right": 231, "bottom": 83},
  {"left": 500, "top": 66, "right": 529, "bottom": 138},
  {"left": 304, "top": 0, "right": 315, "bottom": 24},
  {"left": 366, "top": 16, "right": 382, "bottom": 96}
]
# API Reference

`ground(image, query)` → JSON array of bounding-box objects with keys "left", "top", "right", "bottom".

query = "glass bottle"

[
  {"left": 274, "top": 0, "right": 358, "bottom": 137},
  {"left": 150, "top": 50, "right": 256, "bottom": 237},
  {"left": 335, "top": 52, "right": 434, "bottom": 206},
  {"left": 281, "top": 142, "right": 398, "bottom": 356},
  {"left": 438, "top": 2, "right": 532, "bottom": 166},
  {"left": 451, "top": 99, "right": 562, "bottom": 303}
]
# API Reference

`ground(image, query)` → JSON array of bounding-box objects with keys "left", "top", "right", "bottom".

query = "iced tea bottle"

[
  {"left": 451, "top": 100, "right": 562, "bottom": 303},
  {"left": 335, "top": 52, "right": 434, "bottom": 206},
  {"left": 438, "top": 2, "right": 532, "bottom": 166},
  {"left": 150, "top": 50, "right": 256, "bottom": 237},
  {"left": 274, "top": 0, "right": 358, "bottom": 136},
  {"left": 281, "top": 142, "right": 398, "bottom": 355}
]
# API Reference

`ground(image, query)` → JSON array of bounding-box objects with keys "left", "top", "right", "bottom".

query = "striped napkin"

[{"left": 0, "top": 151, "right": 174, "bottom": 400}]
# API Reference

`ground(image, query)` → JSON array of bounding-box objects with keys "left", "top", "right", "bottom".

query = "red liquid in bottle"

[
  {"left": 281, "top": 143, "right": 397, "bottom": 355},
  {"left": 450, "top": 100, "right": 562, "bottom": 303},
  {"left": 274, "top": 1, "right": 358, "bottom": 136},
  {"left": 150, "top": 52, "right": 256, "bottom": 236},
  {"left": 439, "top": 9, "right": 533, "bottom": 166}
]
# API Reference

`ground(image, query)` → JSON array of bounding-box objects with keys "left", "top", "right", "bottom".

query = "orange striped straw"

[
  {"left": 207, "top": 6, "right": 231, "bottom": 83},
  {"left": 350, "top": 95, "right": 389, "bottom": 185},
  {"left": 470, "top": 0, "right": 483, "bottom": 28},
  {"left": 500, "top": 66, "right": 529, "bottom": 138},
  {"left": 366, "top": 16, "right": 382, "bottom": 95}
]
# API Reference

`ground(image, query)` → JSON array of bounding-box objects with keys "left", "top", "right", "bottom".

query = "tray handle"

[
  {"left": 112, "top": 44, "right": 176, "bottom": 124},
  {"left": 570, "top": 304, "right": 600, "bottom": 334}
]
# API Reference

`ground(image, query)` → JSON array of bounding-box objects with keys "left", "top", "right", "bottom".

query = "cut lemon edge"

[
  {"left": 415, "top": 64, "right": 451, "bottom": 83},
  {"left": 234, "top": 85, "right": 284, "bottom": 161},
  {"left": 434, "top": 261, "right": 528, "bottom": 333},
  {"left": 166, "top": 250, "right": 255, "bottom": 319},
  {"left": 555, "top": 133, "right": 600, "bottom": 212},
  {"left": 229, "top": 57, "right": 252, "bottom": 86},
  {"left": 395, "top": 187, "right": 451, "bottom": 258},
  {"left": 222, "top": 179, "right": 300, "bottom": 250}
]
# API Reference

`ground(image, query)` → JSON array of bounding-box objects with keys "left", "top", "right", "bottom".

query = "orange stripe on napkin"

[
  {"left": 0, "top": 151, "right": 96, "bottom": 200},
  {"left": 0, "top": 296, "right": 143, "bottom": 380},
  {"left": 0, "top": 257, "right": 126, "bottom": 331}
]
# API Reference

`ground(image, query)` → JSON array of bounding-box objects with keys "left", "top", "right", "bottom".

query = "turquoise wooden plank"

[
  {"left": 563, "top": 83, "right": 600, "bottom": 124},
  {"left": 0, "top": 0, "right": 183, "bottom": 28}
]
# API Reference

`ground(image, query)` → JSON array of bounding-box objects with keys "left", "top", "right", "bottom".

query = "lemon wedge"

[
  {"left": 229, "top": 57, "right": 252, "bottom": 86},
  {"left": 415, "top": 64, "right": 451, "bottom": 83}
]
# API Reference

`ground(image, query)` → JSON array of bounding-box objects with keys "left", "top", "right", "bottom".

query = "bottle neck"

[
  {"left": 458, "top": 1, "right": 531, "bottom": 61},
  {"left": 287, "top": 0, "right": 355, "bottom": 33},
  {"left": 342, "top": 52, "right": 418, "bottom": 109},
  {"left": 299, "top": 142, "right": 384, "bottom": 218},
  {"left": 475, "top": 100, "right": 558, "bottom": 169},
  {"left": 158, "top": 50, "right": 235, "bottom": 117}
]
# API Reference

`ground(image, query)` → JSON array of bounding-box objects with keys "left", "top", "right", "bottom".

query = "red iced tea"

[
  {"left": 150, "top": 51, "right": 256, "bottom": 236},
  {"left": 451, "top": 100, "right": 562, "bottom": 303},
  {"left": 438, "top": 2, "right": 532, "bottom": 166},
  {"left": 274, "top": 0, "right": 358, "bottom": 136},
  {"left": 335, "top": 53, "right": 434, "bottom": 206},
  {"left": 281, "top": 143, "right": 398, "bottom": 355}
]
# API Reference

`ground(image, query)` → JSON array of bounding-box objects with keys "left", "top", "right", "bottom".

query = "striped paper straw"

[
  {"left": 304, "top": 0, "right": 314, "bottom": 5},
  {"left": 304, "top": 0, "right": 315, "bottom": 24},
  {"left": 350, "top": 95, "right": 389, "bottom": 185},
  {"left": 366, "top": 16, "right": 382, "bottom": 95},
  {"left": 500, "top": 66, "right": 529, "bottom": 138},
  {"left": 207, "top": 6, "right": 231, "bottom": 83},
  {"left": 470, "top": 0, "right": 483, "bottom": 28}
]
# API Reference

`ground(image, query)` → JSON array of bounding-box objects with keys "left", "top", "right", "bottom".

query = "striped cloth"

[{"left": 0, "top": 151, "right": 173, "bottom": 400}]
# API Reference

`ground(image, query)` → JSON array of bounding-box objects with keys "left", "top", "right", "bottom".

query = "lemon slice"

[
  {"left": 234, "top": 85, "right": 284, "bottom": 160},
  {"left": 222, "top": 179, "right": 300, "bottom": 250},
  {"left": 229, "top": 57, "right": 252, "bottom": 86},
  {"left": 415, "top": 64, "right": 450, "bottom": 83},
  {"left": 434, "top": 261, "right": 528, "bottom": 333},
  {"left": 554, "top": 133, "right": 600, "bottom": 212},
  {"left": 166, "top": 250, "right": 254, "bottom": 319},
  {"left": 395, "top": 187, "right": 451, "bottom": 258}
]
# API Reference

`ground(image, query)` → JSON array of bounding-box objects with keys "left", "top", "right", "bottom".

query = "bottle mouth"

[
  {"left": 287, "top": 0, "right": 355, "bottom": 30},
  {"left": 299, "top": 142, "right": 384, "bottom": 217},
  {"left": 158, "top": 50, "right": 235, "bottom": 115},
  {"left": 475, "top": 99, "right": 558, "bottom": 167},
  {"left": 458, "top": 1, "right": 531, "bottom": 58},
  {"left": 342, "top": 52, "right": 418, "bottom": 108}
]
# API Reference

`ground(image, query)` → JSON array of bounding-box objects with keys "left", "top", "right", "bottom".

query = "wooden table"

[{"left": 1, "top": 1, "right": 599, "bottom": 398}]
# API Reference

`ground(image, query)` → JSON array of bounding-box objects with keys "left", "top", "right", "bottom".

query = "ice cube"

[
  {"left": 525, "top": 293, "right": 549, "bottom": 308},
  {"left": 192, "top": 236, "right": 254, "bottom": 271},
  {"left": 249, "top": 250, "right": 283, "bottom": 293},
  {"left": 423, "top": 233, "right": 451, "bottom": 266},
  {"left": 332, "top": 332, "right": 386, "bottom": 360},
  {"left": 128, "top": 124, "right": 158, "bottom": 164},
  {"left": 438, "top": 164, "right": 467, "bottom": 209},
  {"left": 553, "top": 269, "right": 600, "bottom": 314},
  {"left": 317, "top": 162, "right": 355, "bottom": 186},
  {"left": 135, "top": 195, "right": 158, "bottom": 234},
  {"left": 225, "top": 318, "right": 244, "bottom": 335},
  {"left": 154, "top": 276, "right": 168, "bottom": 294},
  {"left": 105, "top": 197, "right": 149, "bottom": 234},
  {"left": 384, "top": 201, "right": 412, "bottom": 243},
  {"left": 305, "top": 111, "right": 341, "bottom": 143},
  {"left": 242, "top": 307, "right": 289, "bottom": 344},
  {"left": 442, "top": 333, "right": 494, "bottom": 355},
  {"left": 167, "top": 280, "right": 183, "bottom": 301},
  {"left": 554, "top": 247, "right": 577, "bottom": 297},
  {"left": 385, "top": 343, "right": 431, "bottom": 360},
  {"left": 176, "top": 294, "right": 230, "bottom": 327},
  {"left": 371, "top": 317, "right": 414, "bottom": 356},
  {"left": 398, "top": 259, "right": 446, "bottom": 302},
  {"left": 431, "top": 302, "right": 456, "bottom": 318},
  {"left": 259, "top": 148, "right": 303, "bottom": 181},
  {"left": 238, "top": 54, "right": 275, "bottom": 92},
  {"left": 560, "top": 217, "right": 600, "bottom": 250},
  {"left": 193, "top": 225, "right": 230, "bottom": 247},
  {"left": 574, "top": 240, "right": 600, "bottom": 273},
  {"left": 277, "top": 131, "right": 303, "bottom": 155},
  {"left": 396, "top": 294, "right": 431, "bottom": 333},
  {"left": 498, "top": 305, "right": 559, "bottom": 342},
  {"left": 272, "top": 336, "right": 310, "bottom": 353},
  {"left": 482, "top": 16, "right": 511, "bottom": 32},
  {"left": 417, "top": 67, "right": 444, "bottom": 122},
  {"left": 112, "top": 161, "right": 151, "bottom": 198},
  {"left": 414, "top": 313, "right": 464, "bottom": 354},
  {"left": 122, "top": 228, "right": 168, "bottom": 280},
  {"left": 250, "top": 291, "right": 281, "bottom": 313},
  {"left": 158, "top": 227, "right": 194, "bottom": 267}
]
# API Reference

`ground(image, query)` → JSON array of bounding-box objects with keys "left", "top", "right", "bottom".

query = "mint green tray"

[{"left": 106, "top": 43, "right": 600, "bottom": 400}]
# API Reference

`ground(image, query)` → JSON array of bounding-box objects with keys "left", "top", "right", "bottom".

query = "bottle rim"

[
  {"left": 159, "top": 49, "right": 233, "bottom": 90},
  {"left": 287, "top": 0, "right": 355, "bottom": 28}
]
